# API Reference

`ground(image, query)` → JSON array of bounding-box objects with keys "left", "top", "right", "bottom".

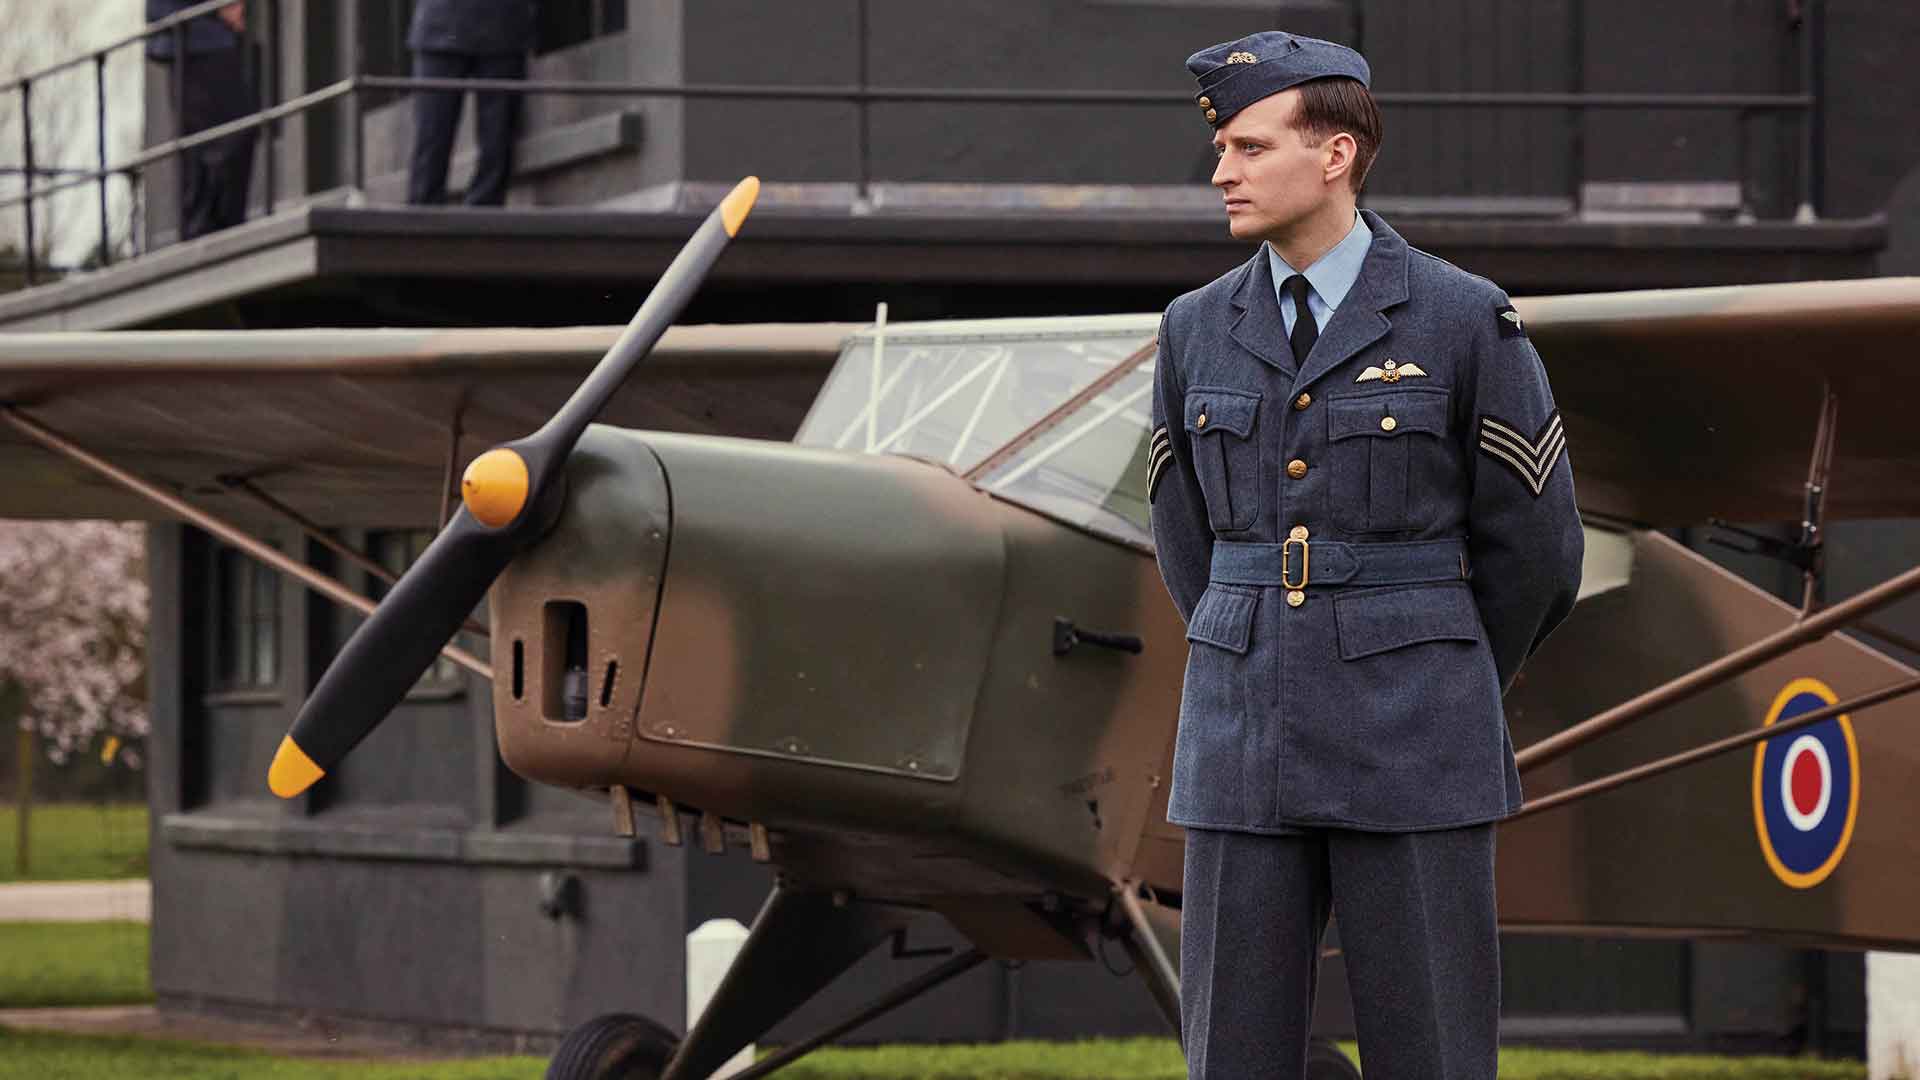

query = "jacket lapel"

[
  {"left": 1289, "top": 209, "right": 1410, "bottom": 393},
  {"left": 1226, "top": 250, "right": 1295, "bottom": 375}
]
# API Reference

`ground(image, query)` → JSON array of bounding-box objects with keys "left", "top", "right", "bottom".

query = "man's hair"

[{"left": 1292, "top": 77, "right": 1383, "bottom": 193}]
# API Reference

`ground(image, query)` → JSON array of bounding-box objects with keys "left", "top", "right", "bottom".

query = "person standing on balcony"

[
  {"left": 145, "top": 1, "right": 255, "bottom": 240},
  {"left": 406, "top": 0, "right": 538, "bottom": 207},
  {"left": 1146, "top": 30, "right": 1584, "bottom": 1080}
]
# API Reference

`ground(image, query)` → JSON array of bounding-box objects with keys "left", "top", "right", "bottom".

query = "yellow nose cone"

[
  {"left": 720, "top": 176, "right": 760, "bottom": 237},
  {"left": 268, "top": 736, "right": 324, "bottom": 799},
  {"left": 462, "top": 448, "right": 530, "bottom": 528}
]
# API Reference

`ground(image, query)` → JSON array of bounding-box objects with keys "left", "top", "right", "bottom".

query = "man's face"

[{"left": 1210, "top": 90, "right": 1339, "bottom": 242}]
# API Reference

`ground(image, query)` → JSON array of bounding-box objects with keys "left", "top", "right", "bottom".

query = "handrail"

[
  {"left": 355, "top": 75, "right": 1816, "bottom": 110},
  {"left": 6, "top": 0, "right": 237, "bottom": 91},
  {"left": 2, "top": 1, "right": 1826, "bottom": 291},
  {"left": 0, "top": 80, "right": 354, "bottom": 216}
]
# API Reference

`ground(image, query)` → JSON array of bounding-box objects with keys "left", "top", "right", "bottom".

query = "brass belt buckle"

[{"left": 1281, "top": 538, "right": 1310, "bottom": 590}]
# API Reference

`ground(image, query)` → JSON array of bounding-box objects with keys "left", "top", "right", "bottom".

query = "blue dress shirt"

[{"left": 1267, "top": 211, "right": 1373, "bottom": 338}]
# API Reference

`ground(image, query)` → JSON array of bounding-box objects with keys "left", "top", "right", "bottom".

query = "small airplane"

[{"left": 2, "top": 177, "right": 1918, "bottom": 1080}]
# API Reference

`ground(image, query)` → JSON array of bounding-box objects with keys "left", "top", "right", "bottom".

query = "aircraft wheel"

[
  {"left": 1306, "top": 1037, "right": 1362, "bottom": 1079},
  {"left": 545, "top": 1013, "right": 679, "bottom": 1080}
]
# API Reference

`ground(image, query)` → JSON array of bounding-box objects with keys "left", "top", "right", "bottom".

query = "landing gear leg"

[
  {"left": 657, "top": 884, "right": 914, "bottom": 1080},
  {"left": 1113, "top": 880, "right": 1183, "bottom": 1047},
  {"left": 1307, "top": 1038, "right": 1362, "bottom": 1078}
]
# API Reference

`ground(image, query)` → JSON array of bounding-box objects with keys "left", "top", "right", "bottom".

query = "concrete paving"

[{"left": 0, "top": 879, "right": 149, "bottom": 923}]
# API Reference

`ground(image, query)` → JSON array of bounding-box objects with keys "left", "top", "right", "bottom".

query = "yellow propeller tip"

[
  {"left": 268, "top": 736, "right": 325, "bottom": 799},
  {"left": 721, "top": 176, "right": 760, "bottom": 237},
  {"left": 461, "top": 447, "right": 530, "bottom": 528}
]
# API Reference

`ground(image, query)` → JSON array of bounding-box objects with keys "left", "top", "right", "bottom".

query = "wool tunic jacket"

[{"left": 1149, "top": 210, "right": 1583, "bottom": 834}]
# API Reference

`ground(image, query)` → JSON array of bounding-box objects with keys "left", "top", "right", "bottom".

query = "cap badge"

[
  {"left": 1356, "top": 359, "right": 1428, "bottom": 384},
  {"left": 1226, "top": 51, "right": 1259, "bottom": 64}
]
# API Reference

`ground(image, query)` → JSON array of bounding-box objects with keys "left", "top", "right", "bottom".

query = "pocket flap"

[
  {"left": 1184, "top": 385, "right": 1260, "bottom": 438},
  {"left": 1328, "top": 388, "right": 1450, "bottom": 443},
  {"left": 1334, "top": 583, "right": 1482, "bottom": 660},
  {"left": 1186, "top": 584, "right": 1258, "bottom": 654}
]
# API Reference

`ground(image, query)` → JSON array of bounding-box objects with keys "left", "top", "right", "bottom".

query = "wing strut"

[
  {"left": 1513, "top": 672, "right": 1920, "bottom": 821},
  {"left": 0, "top": 406, "right": 490, "bottom": 678},
  {"left": 1516, "top": 549, "right": 1920, "bottom": 776},
  {"left": 1515, "top": 386, "right": 1920, "bottom": 774}
]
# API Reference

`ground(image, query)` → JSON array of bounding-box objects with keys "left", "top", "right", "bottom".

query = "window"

[
  {"left": 794, "top": 315, "right": 1160, "bottom": 551},
  {"left": 212, "top": 546, "right": 281, "bottom": 689},
  {"left": 537, "top": 0, "right": 627, "bottom": 55}
]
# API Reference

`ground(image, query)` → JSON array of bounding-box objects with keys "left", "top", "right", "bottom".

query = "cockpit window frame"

[{"left": 796, "top": 314, "right": 1164, "bottom": 554}]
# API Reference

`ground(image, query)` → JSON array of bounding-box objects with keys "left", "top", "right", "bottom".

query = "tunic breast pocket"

[
  {"left": 1327, "top": 387, "right": 1450, "bottom": 533},
  {"left": 1184, "top": 386, "right": 1262, "bottom": 534}
]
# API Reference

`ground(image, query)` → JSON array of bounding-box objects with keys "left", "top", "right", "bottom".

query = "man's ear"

[{"left": 1323, "top": 132, "right": 1358, "bottom": 186}]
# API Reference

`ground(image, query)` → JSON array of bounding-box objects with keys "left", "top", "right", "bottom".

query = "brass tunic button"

[
  {"left": 1286, "top": 458, "right": 1308, "bottom": 480},
  {"left": 1289, "top": 525, "right": 1309, "bottom": 541},
  {"left": 1380, "top": 416, "right": 1398, "bottom": 432},
  {"left": 1204, "top": 108, "right": 1218, "bottom": 123},
  {"left": 1198, "top": 96, "right": 1212, "bottom": 108},
  {"left": 1196, "top": 412, "right": 1208, "bottom": 429},
  {"left": 1293, "top": 392, "right": 1312, "bottom": 411},
  {"left": 1286, "top": 590, "right": 1306, "bottom": 608}
]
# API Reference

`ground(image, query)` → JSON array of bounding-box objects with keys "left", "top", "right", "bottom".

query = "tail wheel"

[
  {"left": 1307, "top": 1037, "right": 1362, "bottom": 1079},
  {"left": 545, "top": 1013, "right": 679, "bottom": 1080}
]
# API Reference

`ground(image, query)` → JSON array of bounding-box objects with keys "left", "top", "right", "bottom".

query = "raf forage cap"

[{"left": 1186, "top": 31, "right": 1371, "bottom": 128}]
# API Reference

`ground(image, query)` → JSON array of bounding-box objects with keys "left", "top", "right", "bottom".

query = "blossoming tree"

[{"left": 0, "top": 520, "right": 148, "bottom": 764}]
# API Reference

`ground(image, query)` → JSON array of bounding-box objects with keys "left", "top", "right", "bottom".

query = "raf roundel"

[{"left": 1751, "top": 677, "right": 1859, "bottom": 889}]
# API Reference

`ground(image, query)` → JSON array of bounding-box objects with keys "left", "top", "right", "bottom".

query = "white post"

[
  {"left": 1869, "top": 951, "right": 1920, "bottom": 1080},
  {"left": 687, "top": 918, "right": 754, "bottom": 1078}
]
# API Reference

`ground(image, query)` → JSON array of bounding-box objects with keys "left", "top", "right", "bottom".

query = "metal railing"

[{"left": 1, "top": 0, "right": 1823, "bottom": 290}]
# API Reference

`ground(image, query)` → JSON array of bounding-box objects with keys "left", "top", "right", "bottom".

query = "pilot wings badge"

[{"left": 1355, "top": 359, "right": 1427, "bottom": 383}]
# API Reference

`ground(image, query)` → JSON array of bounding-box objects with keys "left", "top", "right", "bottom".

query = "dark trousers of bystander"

[
  {"left": 1179, "top": 823, "right": 1501, "bottom": 1080},
  {"left": 407, "top": 49, "right": 528, "bottom": 206},
  {"left": 175, "top": 45, "right": 256, "bottom": 240}
]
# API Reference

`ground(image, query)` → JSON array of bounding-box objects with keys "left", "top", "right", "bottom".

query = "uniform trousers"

[
  {"left": 175, "top": 45, "right": 256, "bottom": 240},
  {"left": 407, "top": 50, "right": 528, "bottom": 206},
  {"left": 1180, "top": 824, "right": 1500, "bottom": 1080}
]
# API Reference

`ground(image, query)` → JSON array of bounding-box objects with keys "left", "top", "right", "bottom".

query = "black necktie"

[{"left": 1284, "top": 274, "right": 1318, "bottom": 367}]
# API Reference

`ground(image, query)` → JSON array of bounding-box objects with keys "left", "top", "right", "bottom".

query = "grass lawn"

[
  {"left": 0, "top": 803, "right": 148, "bottom": 883},
  {"left": 0, "top": 922, "right": 152, "bottom": 1008},
  {"left": 0, "top": 1029, "right": 1870, "bottom": 1079},
  {"left": 0, "top": 1029, "right": 546, "bottom": 1080},
  {"left": 777, "top": 1040, "right": 1866, "bottom": 1079}
]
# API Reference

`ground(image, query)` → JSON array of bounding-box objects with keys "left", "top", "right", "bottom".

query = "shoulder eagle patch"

[
  {"left": 1496, "top": 304, "right": 1526, "bottom": 338},
  {"left": 1147, "top": 426, "right": 1172, "bottom": 503},
  {"left": 1477, "top": 411, "right": 1564, "bottom": 496}
]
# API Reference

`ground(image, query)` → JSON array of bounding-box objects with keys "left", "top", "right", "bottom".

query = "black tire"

[
  {"left": 545, "top": 1013, "right": 679, "bottom": 1080},
  {"left": 1306, "top": 1038, "right": 1362, "bottom": 1080}
]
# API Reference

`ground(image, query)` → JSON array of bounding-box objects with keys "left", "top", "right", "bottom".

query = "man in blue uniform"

[
  {"left": 406, "top": 0, "right": 538, "bottom": 206},
  {"left": 1147, "top": 31, "right": 1584, "bottom": 1080},
  {"left": 145, "top": 1, "right": 254, "bottom": 239}
]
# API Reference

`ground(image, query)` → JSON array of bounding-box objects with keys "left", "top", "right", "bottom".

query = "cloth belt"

[{"left": 1209, "top": 537, "right": 1469, "bottom": 589}]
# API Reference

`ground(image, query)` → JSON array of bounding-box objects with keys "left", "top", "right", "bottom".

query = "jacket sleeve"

[
  {"left": 1147, "top": 310, "right": 1214, "bottom": 624},
  {"left": 1461, "top": 293, "right": 1584, "bottom": 694}
]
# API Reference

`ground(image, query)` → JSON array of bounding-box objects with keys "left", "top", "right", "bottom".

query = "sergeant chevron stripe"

[
  {"left": 1477, "top": 411, "right": 1565, "bottom": 496},
  {"left": 1147, "top": 426, "right": 1172, "bottom": 503}
]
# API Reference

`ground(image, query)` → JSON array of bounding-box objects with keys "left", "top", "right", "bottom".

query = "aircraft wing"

[
  {"left": 0, "top": 323, "right": 852, "bottom": 526},
  {"left": 0, "top": 277, "right": 1915, "bottom": 531},
  {"left": 1520, "top": 277, "right": 1920, "bottom": 525}
]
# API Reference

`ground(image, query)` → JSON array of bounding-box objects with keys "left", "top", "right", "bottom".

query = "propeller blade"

[
  {"left": 270, "top": 510, "right": 519, "bottom": 797},
  {"left": 268, "top": 176, "right": 763, "bottom": 799},
  {"left": 516, "top": 176, "right": 762, "bottom": 499}
]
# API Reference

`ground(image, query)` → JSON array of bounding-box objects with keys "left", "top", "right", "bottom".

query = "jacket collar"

[
  {"left": 1227, "top": 209, "right": 1410, "bottom": 390},
  {"left": 1227, "top": 243, "right": 1291, "bottom": 374}
]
